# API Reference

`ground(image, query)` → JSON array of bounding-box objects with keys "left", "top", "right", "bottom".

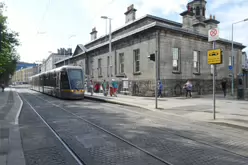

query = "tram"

[{"left": 30, "top": 66, "right": 85, "bottom": 99}]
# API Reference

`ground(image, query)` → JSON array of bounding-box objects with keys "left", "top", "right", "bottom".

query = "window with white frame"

[
  {"left": 98, "top": 58, "right": 102, "bottom": 77},
  {"left": 193, "top": 50, "right": 200, "bottom": 73},
  {"left": 91, "top": 60, "right": 94, "bottom": 77},
  {"left": 172, "top": 48, "right": 180, "bottom": 72},
  {"left": 107, "top": 56, "right": 110, "bottom": 77},
  {"left": 119, "top": 53, "right": 124, "bottom": 73},
  {"left": 133, "top": 49, "right": 140, "bottom": 72},
  {"left": 229, "top": 56, "right": 232, "bottom": 66}
]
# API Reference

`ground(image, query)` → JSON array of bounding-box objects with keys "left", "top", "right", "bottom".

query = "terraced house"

[{"left": 55, "top": 0, "right": 246, "bottom": 97}]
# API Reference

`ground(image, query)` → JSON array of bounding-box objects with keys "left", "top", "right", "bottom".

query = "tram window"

[
  {"left": 60, "top": 71, "right": 70, "bottom": 89},
  {"left": 52, "top": 72, "right": 56, "bottom": 87},
  {"left": 68, "top": 69, "right": 84, "bottom": 89},
  {"left": 48, "top": 73, "right": 52, "bottom": 86}
]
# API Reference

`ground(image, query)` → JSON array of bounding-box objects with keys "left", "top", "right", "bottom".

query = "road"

[{"left": 17, "top": 88, "right": 248, "bottom": 165}]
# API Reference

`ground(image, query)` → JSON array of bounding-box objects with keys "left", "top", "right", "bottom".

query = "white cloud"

[
  {"left": 213, "top": 2, "right": 248, "bottom": 51},
  {"left": 3, "top": 0, "right": 248, "bottom": 63},
  {"left": 80, "top": 0, "right": 189, "bottom": 39},
  {"left": 210, "top": 0, "right": 246, "bottom": 10}
]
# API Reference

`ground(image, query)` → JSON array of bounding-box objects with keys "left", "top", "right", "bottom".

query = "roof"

[
  {"left": 78, "top": 44, "right": 87, "bottom": 52},
  {"left": 31, "top": 65, "right": 83, "bottom": 78},
  {"left": 84, "top": 14, "right": 182, "bottom": 47},
  {"left": 54, "top": 14, "right": 246, "bottom": 65}
]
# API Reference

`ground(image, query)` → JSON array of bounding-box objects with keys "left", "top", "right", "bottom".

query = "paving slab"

[
  {"left": 85, "top": 92, "right": 248, "bottom": 130},
  {"left": 0, "top": 88, "right": 26, "bottom": 165}
]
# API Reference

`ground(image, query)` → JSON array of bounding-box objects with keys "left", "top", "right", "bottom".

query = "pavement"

[
  {"left": 0, "top": 88, "right": 26, "bottom": 165},
  {"left": 84, "top": 91, "right": 248, "bottom": 130}
]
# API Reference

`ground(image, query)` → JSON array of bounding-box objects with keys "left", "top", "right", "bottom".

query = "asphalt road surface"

[{"left": 17, "top": 88, "right": 248, "bottom": 165}]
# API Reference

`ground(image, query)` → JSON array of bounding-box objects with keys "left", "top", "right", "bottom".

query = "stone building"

[
  {"left": 41, "top": 48, "right": 71, "bottom": 72},
  {"left": 55, "top": 1, "right": 246, "bottom": 97},
  {"left": 12, "top": 65, "right": 39, "bottom": 84}
]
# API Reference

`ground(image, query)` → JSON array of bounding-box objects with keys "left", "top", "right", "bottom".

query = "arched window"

[{"left": 196, "top": 6, "right": 200, "bottom": 16}]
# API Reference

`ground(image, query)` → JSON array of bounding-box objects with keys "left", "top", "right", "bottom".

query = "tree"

[{"left": 0, "top": 2, "right": 20, "bottom": 83}]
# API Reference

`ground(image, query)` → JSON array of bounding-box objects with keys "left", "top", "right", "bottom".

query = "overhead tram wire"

[
  {"left": 36, "top": 0, "right": 51, "bottom": 36},
  {"left": 90, "top": 0, "right": 116, "bottom": 23}
]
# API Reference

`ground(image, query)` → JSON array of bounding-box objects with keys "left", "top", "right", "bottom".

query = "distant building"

[
  {"left": 12, "top": 65, "right": 39, "bottom": 84},
  {"left": 40, "top": 48, "right": 71, "bottom": 72},
  {"left": 16, "top": 62, "right": 37, "bottom": 71},
  {"left": 55, "top": 1, "right": 246, "bottom": 97}
]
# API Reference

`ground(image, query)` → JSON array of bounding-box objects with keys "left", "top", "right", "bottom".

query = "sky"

[{"left": 2, "top": 0, "right": 248, "bottom": 63}]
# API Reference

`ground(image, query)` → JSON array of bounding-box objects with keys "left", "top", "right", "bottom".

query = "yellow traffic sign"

[{"left": 208, "top": 49, "right": 222, "bottom": 64}]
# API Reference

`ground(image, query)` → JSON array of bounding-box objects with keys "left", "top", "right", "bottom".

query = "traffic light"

[{"left": 148, "top": 53, "right": 155, "bottom": 61}]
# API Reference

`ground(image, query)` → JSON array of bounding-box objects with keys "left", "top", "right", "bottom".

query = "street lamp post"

[
  {"left": 231, "top": 18, "right": 248, "bottom": 96},
  {"left": 101, "top": 16, "right": 112, "bottom": 77}
]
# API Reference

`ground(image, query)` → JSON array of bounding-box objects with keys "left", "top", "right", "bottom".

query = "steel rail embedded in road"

[
  {"left": 28, "top": 92, "right": 174, "bottom": 165},
  {"left": 21, "top": 96, "right": 86, "bottom": 165},
  {"left": 101, "top": 104, "right": 248, "bottom": 160}
]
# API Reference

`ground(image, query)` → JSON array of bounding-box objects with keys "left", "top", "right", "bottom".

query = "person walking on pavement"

[
  {"left": 112, "top": 79, "right": 118, "bottom": 97},
  {"left": 102, "top": 80, "right": 108, "bottom": 96},
  {"left": 1, "top": 83, "right": 5, "bottom": 92},
  {"left": 89, "top": 80, "right": 94, "bottom": 96},
  {"left": 109, "top": 79, "right": 114, "bottom": 97},
  {"left": 184, "top": 80, "right": 192, "bottom": 98},
  {"left": 221, "top": 78, "right": 227, "bottom": 98},
  {"left": 158, "top": 81, "right": 163, "bottom": 97}
]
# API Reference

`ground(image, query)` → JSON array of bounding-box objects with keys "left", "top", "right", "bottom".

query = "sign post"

[{"left": 208, "top": 27, "right": 221, "bottom": 120}]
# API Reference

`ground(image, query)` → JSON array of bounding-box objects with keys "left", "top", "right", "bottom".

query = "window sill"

[
  {"left": 193, "top": 72, "right": 200, "bottom": 75},
  {"left": 172, "top": 71, "right": 181, "bottom": 74},
  {"left": 116, "top": 73, "right": 126, "bottom": 77},
  {"left": 133, "top": 71, "right": 141, "bottom": 75}
]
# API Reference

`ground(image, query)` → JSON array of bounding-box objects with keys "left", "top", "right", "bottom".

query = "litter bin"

[
  {"left": 237, "top": 77, "right": 244, "bottom": 99},
  {"left": 237, "top": 88, "right": 244, "bottom": 99}
]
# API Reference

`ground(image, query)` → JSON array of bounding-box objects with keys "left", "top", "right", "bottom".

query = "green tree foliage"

[{"left": 0, "top": 2, "right": 20, "bottom": 82}]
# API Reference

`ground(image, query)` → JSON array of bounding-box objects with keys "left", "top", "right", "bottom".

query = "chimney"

[
  {"left": 124, "top": 4, "right": 137, "bottom": 23},
  {"left": 204, "top": 14, "right": 220, "bottom": 33},
  {"left": 90, "top": 27, "right": 97, "bottom": 41}
]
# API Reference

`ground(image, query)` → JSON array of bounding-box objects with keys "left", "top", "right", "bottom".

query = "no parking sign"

[{"left": 208, "top": 28, "right": 220, "bottom": 42}]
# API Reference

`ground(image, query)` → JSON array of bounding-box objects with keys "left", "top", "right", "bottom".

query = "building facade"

[
  {"left": 55, "top": 1, "right": 246, "bottom": 97},
  {"left": 12, "top": 65, "right": 39, "bottom": 84},
  {"left": 16, "top": 62, "right": 37, "bottom": 71},
  {"left": 40, "top": 48, "right": 71, "bottom": 72}
]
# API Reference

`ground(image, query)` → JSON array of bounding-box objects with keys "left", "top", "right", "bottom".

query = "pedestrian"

[
  {"left": 112, "top": 79, "right": 118, "bottom": 97},
  {"left": 89, "top": 80, "right": 94, "bottom": 96},
  {"left": 1, "top": 83, "right": 5, "bottom": 92},
  {"left": 109, "top": 79, "right": 113, "bottom": 97},
  {"left": 221, "top": 78, "right": 227, "bottom": 97},
  {"left": 184, "top": 80, "right": 192, "bottom": 98},
  {"left": 102, "top": 80, "right": 108, "bottom": 96},
  {"left": 158, "top": 81, "right": 163, "bottom": 97}
]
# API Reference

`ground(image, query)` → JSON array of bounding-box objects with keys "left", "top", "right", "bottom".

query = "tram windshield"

[{"left": 67, "top": 69, "right": 84, "bottom": 90}]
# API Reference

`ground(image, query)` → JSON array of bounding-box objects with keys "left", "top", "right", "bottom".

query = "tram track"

[
  {"left": 19, "top": 89, "right": 248, "bottom": 165},
  {"left": 19, "top": 91, "right": 173, "bottom": 165},
  {"left": 100, "top": 104, "right": 248, "bottom": 159},
  {"left": 29, "top": 90, "right": 248, "bottom": 159},
  {"left": 20, "top": 96, "right": 87, "bottom": 165}
]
